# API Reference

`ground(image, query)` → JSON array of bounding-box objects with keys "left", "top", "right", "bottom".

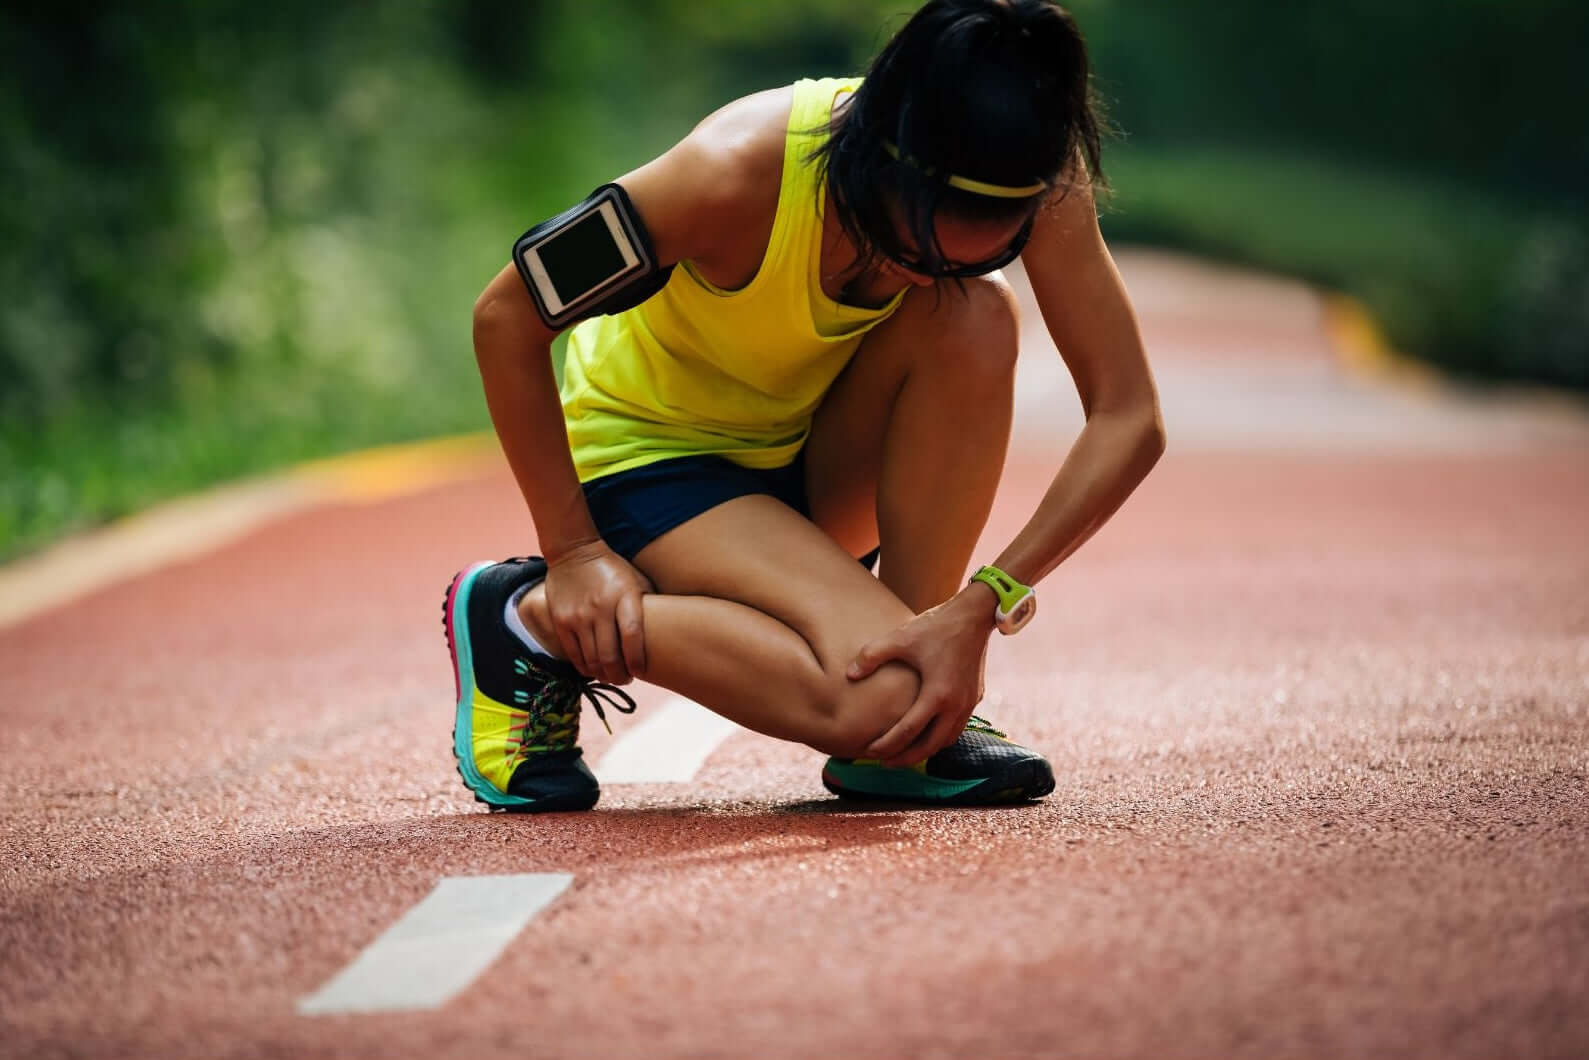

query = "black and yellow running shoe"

[
  {"left": 821, "top": 716, "right": 1054, "bottom": 805},
  {"left": 443, "top": 557, "right": 635, "bottom": 812}
]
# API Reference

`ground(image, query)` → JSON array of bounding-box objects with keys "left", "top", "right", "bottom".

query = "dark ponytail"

[{"left": 812, "top": 0, "right": 1107, "bottom": 270}]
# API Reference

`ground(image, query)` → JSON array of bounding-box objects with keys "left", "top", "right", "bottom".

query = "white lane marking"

[
  {"left": 297, "top": 873, "right": 573, "bottom": 1015},
  {"left": 594, "top": 695, "right": 738, "bottom": 784}
]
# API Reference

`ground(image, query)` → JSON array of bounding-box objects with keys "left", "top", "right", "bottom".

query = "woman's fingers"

[
  {"left": 551, "top": 620, "right": 585, "bottom": 674},
  {"left": 615, "top": 592, "right": 648, "bottom": 679},
  {"left": 882, "top": 712, "right": 956, "bottom": 769},
  {"left": 572, "top": 624, "right": 602, "bottom": 680},
  {"left": 927, "top": 706, "right": 980, "bottom": 765},
  {"left": 593, "top": 616, "right": 628, "bottom": 686},
  {"left": 863, "top": 682, "right": 954, "bottom": 759},
  {"left": 863, "top": 704, "right": 932, "bottom": 760},
  {"left": 873, "top": 686, "right": 980, "bottom": 766},
  {"left": 542, "top": 543, "right": 653, "bottom": 684},
  {"left": 551, "top": 600, "right": 640, "bottom": 683},
  {"left": 847, "top": 630, "right": 910, "bottom": 681}
]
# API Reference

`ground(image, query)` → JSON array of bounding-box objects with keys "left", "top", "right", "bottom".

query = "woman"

[{"left": 447, "top": 0, "right": 1164, "bottom": 811}]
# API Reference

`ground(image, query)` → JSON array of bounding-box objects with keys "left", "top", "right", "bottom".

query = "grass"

[{"left": 0, "top": 364, "right": 487, "bottom": 563}]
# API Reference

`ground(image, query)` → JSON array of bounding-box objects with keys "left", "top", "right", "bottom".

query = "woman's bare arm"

[
  {"left": 990, "top": 182, "right": 1167, "bottom": 586},
  {"left": 468, "top": 96, "right": 782, "bottom": 681}
]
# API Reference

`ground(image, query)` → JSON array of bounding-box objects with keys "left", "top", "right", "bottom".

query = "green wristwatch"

[{"left": 970, "top": 565, "right": 1037, "bottom": 635}]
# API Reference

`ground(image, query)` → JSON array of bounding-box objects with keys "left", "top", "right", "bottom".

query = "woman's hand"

[
  {"left": 543, "top": 541, "right": 654, "bottom": 686},
  {"left": 846, "top": 585, "right": 998, "bottom": 767}
]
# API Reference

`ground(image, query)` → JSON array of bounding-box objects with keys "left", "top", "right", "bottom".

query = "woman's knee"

[
  {"left": 954, "top": 276, "right": 1020, "bottom": 377},
  {"left": 805, "top": 662, "right": 920, "bottom": 757},
  {"left": 908, "top": 275, "right": 1019, "bottom": 389}
]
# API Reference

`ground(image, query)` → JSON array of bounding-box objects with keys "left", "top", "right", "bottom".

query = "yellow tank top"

[{"left": 560, "top": 77, "right": 906, "bottom": 482}]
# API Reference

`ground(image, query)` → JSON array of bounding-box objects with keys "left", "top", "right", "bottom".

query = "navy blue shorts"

[{"left": 581, "top": 451, "right": 879, "bottom": 570}]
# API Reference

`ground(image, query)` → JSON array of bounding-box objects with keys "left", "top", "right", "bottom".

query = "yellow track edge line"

[
  {"left": 289, "top": 433, "right": 500, "bottom": 503},
  {"left": 1322, "top": 294, "right": 1442, "bottom": 395},
  {"left": 0, "top": 433, "right": 499, "bottom": 632},
  {"left": 1324, "top": 294, "right": 1589, "bottom": 428}
]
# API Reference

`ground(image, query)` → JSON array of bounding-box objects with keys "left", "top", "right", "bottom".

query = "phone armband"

[{"left": 511, "top": 183, "right": 673, "bottom": 331}]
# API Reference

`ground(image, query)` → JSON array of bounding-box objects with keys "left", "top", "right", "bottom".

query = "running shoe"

[
  {"left": 443, "top": 557, "right": 635, "bottom": 812},
  {"left": 821, "top": 716, "right": 1054, "bottom": 805}
]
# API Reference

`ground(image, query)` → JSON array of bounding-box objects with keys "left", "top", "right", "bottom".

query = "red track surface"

[{"left": 3, "top": 252, "right": 1586, "bottom": 1058}]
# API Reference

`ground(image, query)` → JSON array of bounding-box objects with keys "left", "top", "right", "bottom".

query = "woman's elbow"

[
  {"left": 472, "top": 285, "right": 539, "bottom": 357},
  {"left": 1135, "top": 399, "right": 1168, "bottom": 467},
  {"left": 472, "top": 287, "right": 512, "bottom": 339}
]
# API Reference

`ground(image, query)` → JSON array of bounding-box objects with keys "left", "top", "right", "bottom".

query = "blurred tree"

[{"left": 1076, "top": 0, "right": 1588, "bottom": 207}]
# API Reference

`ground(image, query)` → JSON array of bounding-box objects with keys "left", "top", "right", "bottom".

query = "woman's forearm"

[
  {"left": 991, "top": 405, "right": 1166, "bottom": 586},
  {"left": 472, "top": 305, "right": 599, "bottom": 561}
]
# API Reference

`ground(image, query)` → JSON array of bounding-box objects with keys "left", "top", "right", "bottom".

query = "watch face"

[{"left": 999, "top": 593, "right": 1036, "bottom": 635}]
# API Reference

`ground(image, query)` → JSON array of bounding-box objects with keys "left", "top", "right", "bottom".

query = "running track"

[{"left": 2, "top": 250, "right": 1586, "bottom": 1058}]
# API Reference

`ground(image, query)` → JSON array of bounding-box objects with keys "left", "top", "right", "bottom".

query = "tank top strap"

[
  {"left": 773, "top": 77, "right": 904, "bottom": 338},
  {"left": 761, "top": 77, "right": 855, "bottom": 283}
]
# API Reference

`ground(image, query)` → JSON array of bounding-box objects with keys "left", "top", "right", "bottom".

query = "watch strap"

[{"left": 970, "top": 565, "right": 1031, "bottom": 613}]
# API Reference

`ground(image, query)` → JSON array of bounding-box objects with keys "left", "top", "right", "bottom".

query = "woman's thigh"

[
  {"left": 803, "top": 275, "right": 1019, "bottom": 603},
  {"left": 632, "top": 493, "right": 912, "bottom": 675}
]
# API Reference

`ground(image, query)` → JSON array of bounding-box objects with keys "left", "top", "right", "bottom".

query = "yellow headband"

[{"left": 882, "top": 141, "right": 1049, "bottom": 199}]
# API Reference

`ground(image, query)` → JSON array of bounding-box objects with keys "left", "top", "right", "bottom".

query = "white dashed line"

[
  {"left": 594, "top": 695, "right": 739, "bottom": 784},
  {"left": 297, "top": 873, "right": 573, "bottom": 1015}
]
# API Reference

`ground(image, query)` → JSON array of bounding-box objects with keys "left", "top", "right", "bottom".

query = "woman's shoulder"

[
  {"left": 686, "top": 86, "right": 794, "bottom": 205},
  {"left": 615, "top": 86, "right": 795, "bottom": 269}
]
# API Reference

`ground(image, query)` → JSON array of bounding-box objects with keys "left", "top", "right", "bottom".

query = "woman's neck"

[{"left": 819, "top": 191, "right": 908, "bottom": 309}]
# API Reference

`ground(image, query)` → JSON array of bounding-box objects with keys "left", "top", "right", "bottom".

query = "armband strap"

[{"left": 511, "top": 183, "right": 674, "bottom": 331}]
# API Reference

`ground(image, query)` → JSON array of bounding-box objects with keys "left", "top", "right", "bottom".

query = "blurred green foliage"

[
  {"left": 1074, "top": 0, "right": 1589, "bottom": 387},
  {"left": 1077, "top": 1, "right": 1589, "bottom": 206},
  {"left": 2, "top": 0, "right": 1585, "bottom": 558}
]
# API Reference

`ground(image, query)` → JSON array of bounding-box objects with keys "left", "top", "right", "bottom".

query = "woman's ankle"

[{"left": 516, "top": 584, "right": 563, "bottom": 659}]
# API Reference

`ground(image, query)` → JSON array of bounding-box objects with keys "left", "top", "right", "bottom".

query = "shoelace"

[
  {"left": 965, "top": 714, "right": 1007, "bottom": 738},
  {"left": 515, "top": 656, "right": 637, "bottom": 750},
  {"left": 573, "top": 678, "right": 638, "bottom": 735}
]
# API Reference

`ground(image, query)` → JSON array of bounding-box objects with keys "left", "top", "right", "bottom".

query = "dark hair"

[{"left": 811, "top": 0, "right": 1106, "bottom": 273}]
